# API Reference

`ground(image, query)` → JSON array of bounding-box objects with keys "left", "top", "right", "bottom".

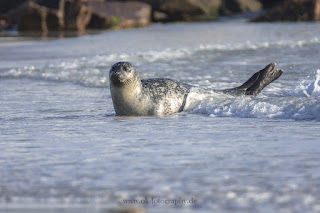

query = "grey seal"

[{"left": 109, "top": 62, "right": 283, "bottom": 116}]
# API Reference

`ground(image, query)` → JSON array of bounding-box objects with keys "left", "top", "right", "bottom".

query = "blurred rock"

[
  {"left": 46, "top": 8, "right": 64, "bottom": 31},
  {"left": 258, "top": 0, "right": 285, "bottom": 8},
  {"left": 152, "top": 10, "right": 168, "bottom": 22},
  {"left": 252, "top": 0, "right": 320, "bottom": 22},
  {"left": 37, "top": 0, "right": 92, "bottom": 31},
  {"left": 64, "top": 0, "right": 92, "bottom": 31},
  {"left": 125, "top": 0, "right": 222, "bottom": 22},
  {"left": 87, "top": 12, "right": 113, "bottom": 29},
  {"left": 221, "top": 0, "right": 262, "bottom": 15},
  {"left": 4, "top": 1, "right": 48, "bottom": 32},
  {"left": 162, "top": 0, "right": 222, "bottom": 21},
  {"left": 34, "top": 0, "right": 64, "bottom": 31},
  {"left": 0, "top": 0, "right": 27, "bottom": 14},
  {"left": 36, "top": 0, "right": 65, "bottom": 9},
  {"left": 2, "top": 0, "right": 92, "bottom": 33},
  {"left": 86, "top": 1, "right": 151, "bottom": 29}
]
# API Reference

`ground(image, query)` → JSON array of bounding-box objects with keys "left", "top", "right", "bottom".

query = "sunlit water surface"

[{"left": 1, "top": 21, "right": 320, "bottom": 213}]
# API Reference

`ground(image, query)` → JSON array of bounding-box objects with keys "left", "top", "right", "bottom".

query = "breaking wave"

[
  {"left": 291, "top": 69, "right": 320, "bottom": 97},
  {"left": 184, "top": 70, "right": 320, "bottom": 121}
]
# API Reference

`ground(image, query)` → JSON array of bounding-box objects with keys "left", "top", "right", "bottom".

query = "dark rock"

[
  {"left": 3, "top": 0, "right": 64, "bottom": 33},
  {"left": 35, "top": 0, "right": 65, "bottom": 31},
  {"left": 87, "top": 13, "right": 113, "bottom": 29},
  {"left": 46, "top": 8, "right": 64, "bottom": 31},
  {"left": 37, "top": 0, "right": 92, "bottom": 32},
  {"left": 124, "top": 0, "right": 222, "bottom": 22},
  {"left": 253, "top": 0, "right": 320, "bottom": 22},
  {"left": 258, "top": 0, "right": 285, "bottom": 8},
  {"left": 35, "top": 0, "right": 65, "bottom": 9},
  {"left": 9, "top": 1, "right": 48, "bottom": 32},
  {"left": 221, "top": 0, "right": 262, "bottom": 15},
  {"left": 0, "top": 0, "right": 27, "bottom": 14},
  {"left": 159, "top": 0, "right": 222, "bottom": 21},
  {"left": 2, "top": 0, "right": 92, "bottom": 33},
  {"left": 86, "top": 1, "right": 151, "bottom": 29},
  {"left": 64, "top": 0, "right": 92, "bottom": 31}
]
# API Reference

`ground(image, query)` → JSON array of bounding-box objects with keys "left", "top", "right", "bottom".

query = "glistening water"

[{"left": 1, "top": 20, "right": 320, "bottom": 213}]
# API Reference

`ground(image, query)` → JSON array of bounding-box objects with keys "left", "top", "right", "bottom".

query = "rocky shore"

[
  {"left": 0, "top": 0, "right": 319, "bottom": 36},
  {"left": 252, "top": 0, "right": 320, "bottom": 22},
  {"left": 0, "top": 0, "right": 152, "bottom": 36}
]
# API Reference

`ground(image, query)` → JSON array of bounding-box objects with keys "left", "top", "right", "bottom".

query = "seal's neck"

[{"left": 110, "top": 78, "right": 144, "bottom": 115}]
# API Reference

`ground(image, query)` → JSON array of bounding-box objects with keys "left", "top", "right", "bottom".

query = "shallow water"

[{"left": 1, "top": 20, "right": 320, "bottom": 213}]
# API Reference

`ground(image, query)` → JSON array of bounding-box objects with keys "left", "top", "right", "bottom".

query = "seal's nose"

[
  {"left": 110, "top": 68, "right": 127, "bottom": 84},
  {"left": 109, "top": 62, "right": 134, "bottom": 86}
]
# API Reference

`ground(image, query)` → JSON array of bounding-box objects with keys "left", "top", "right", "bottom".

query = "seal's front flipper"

[{"left": 222, "top": 63, "right": 283, "bottom": 96}]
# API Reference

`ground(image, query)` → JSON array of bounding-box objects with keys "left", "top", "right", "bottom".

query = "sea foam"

[
  {"left": 184, "top": 71, "right": 320, "bottom": 121},
  {"left": 294, "top": 70, "right": 320, "bottom": 97}
]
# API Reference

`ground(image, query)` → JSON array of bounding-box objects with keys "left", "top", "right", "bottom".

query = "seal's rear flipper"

[{"left": 222, "top": 63, "right": 283, "bottom": 96}]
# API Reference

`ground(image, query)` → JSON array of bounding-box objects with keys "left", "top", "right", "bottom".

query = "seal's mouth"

[
  {"left": 110, "top": 70, "right": 134, "bottom": 87},
  {"left": 110, "top": 72, "right": 126, "bottom": 86}
]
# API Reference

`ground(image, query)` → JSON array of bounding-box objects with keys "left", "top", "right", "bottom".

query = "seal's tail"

[{"left": 223, "top": 63, "right": 283, "bottom": 96}]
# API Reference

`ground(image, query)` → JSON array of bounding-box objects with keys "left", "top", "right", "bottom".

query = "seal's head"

[{"left": 109, "top": 62, "right": 138, "bottom": 87}]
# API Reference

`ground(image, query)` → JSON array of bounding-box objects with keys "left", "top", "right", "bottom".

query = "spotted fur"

[{"left": 109, "top": 62, "right": 191, "bottom": 116}]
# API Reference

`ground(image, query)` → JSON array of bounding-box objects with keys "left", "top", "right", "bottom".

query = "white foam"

[
  {"left": 184, "top": 88, "right": 320, "bottom": 121},
  {"left": 183, "top": 69, "right": 320, "bottom": 121},
  {"left": 137, "top": 48, "right": 191, "bottom": 62},
  {"left": 289, "top": 69, "right": 320, "bottom": 97}
]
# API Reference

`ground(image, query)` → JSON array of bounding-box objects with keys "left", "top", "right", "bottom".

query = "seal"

[{"left": 109, "top": 62, "right": 283, "bottom": 116}]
